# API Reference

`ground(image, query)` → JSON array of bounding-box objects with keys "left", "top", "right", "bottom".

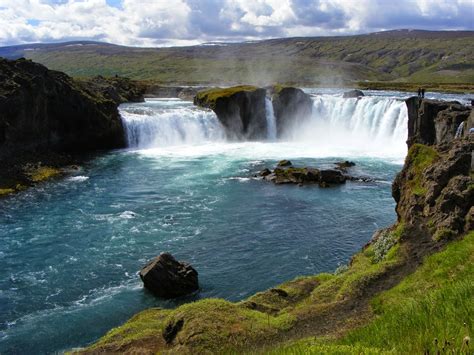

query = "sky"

[{"left": 0, "top": 0, "right": 473, "bottom": 47}]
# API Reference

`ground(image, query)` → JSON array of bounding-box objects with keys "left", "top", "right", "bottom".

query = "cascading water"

[
  {"left": 119, "top": 95, "right": 408, "bottom": 158},
  {"left": 282, "top": 95, "right": 408, "bottom": 157},
  {"left": 265, "top": 97, "right": 277, "bottom": 140},
  {"left": 119, "top": 99, "right": 225, "bottom": 148}
]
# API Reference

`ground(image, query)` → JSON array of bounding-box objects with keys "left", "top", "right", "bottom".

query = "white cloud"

[{"left": 0, "top": 0, "right": 472, "bottom": 46}]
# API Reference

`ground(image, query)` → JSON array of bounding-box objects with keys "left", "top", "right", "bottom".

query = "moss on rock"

[{"left": 194, "top": 85, "right": 259, "bottom": 109}]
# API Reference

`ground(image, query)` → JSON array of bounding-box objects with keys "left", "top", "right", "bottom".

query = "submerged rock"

[
  {"left": 343, "top": 89, "right": 364, "bottom": 98},
  {"left": 139, "top": 253, "right": 199, "bottom": 299},
  {"left": 277, "top": 159, "right": 292, "bottom": 167},
  {"left": 335, "top": 160, "right": 356, "bottom": 171}
]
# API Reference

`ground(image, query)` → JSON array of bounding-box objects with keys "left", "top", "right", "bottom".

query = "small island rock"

[
  {"left": 139, "top": 253, "right": 199, "bottom": 299},
  {"left": 343, "top": 90, "right": 364, "bottom": 98}
]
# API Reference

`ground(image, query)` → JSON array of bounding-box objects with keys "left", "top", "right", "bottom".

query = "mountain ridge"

[{"left": 1, "top": 29, "right": 473, "bottom": 86}]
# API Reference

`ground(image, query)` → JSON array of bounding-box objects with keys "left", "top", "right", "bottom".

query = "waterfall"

[
  {"left": 119, "top": 96, "right": 408, "bottom": 157},
  {"left": 119, "top": 100, "right": 225, "bottom": 148},
  {"left": 265, "top": 97, "right": 277, "bottom": 140},
  {"left": 282, "top": 95, "right": 408, "bottom": 156}
]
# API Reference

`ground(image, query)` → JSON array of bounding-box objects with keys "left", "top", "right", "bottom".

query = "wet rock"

[
  {"left": 194, "top": 86, "right": 267, "bottom": 140},
  {"left": 259, "top": 168, "right": 272, "bottom": 177},
  {"left": 319, "top": 169, "right": 346, "bottom": 184},
  {"left": 277, "top": 159, "right": 292, "bottom": 167},
  {"left": 260, "top": 165, "right": 350, "bottom": 186},
  {"left": 342, "top": 89, "right": 364, "bottom": 98},
  {"left": 271, "top": 87, "right": 313, "bottom": 137},
  {"left": 335, "top": 160, "right": 356, "bottom": 171},
  {"left": 139, "top": 252, "right": 199, "bottom": 299}
]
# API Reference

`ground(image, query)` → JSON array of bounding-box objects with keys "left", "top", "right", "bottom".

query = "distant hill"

[{"left": 1, "top": 30, "right": 473, "bottom": 85}]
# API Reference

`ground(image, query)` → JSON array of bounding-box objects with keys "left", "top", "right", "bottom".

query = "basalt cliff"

[
  {"left": 0, "top": 58, "right": 145, "bottom": 194},
  {"left": 76, "top": 97, "right": 473, "bottom": 354}
]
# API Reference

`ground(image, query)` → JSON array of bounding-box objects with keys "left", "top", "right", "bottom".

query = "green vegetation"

[
  {"left": 0, "top": 188, "right": 15, "bottom": 196},
  {"left": 26, "top": 166, "right": 61, "bottom": 182},
  {"left": 3, "top": 31, "right": 473, "bottom": 88},
  {"left": 372, "top": 223, "right": 405, "bottom": 262},
  {"left": 405, "top": 144, "right": 439, "bottom": 196},
  {"left": 341, "top": 230, "right": 473, "bottom": 354},
  {"left": 195, "top": 85, "right": 258, "bottom": 109},
  {"left": 85, "top": 308, "right": 171, "bottom": 352},
  {"left": 271, "top": 231, "right": 474, "bottom": 354}
]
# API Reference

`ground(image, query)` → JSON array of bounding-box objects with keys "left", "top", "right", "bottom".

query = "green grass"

[
  {"left": 405, "top": 144, "right": 439, "bottom": 196},
  {"left": 272, "top": 231, "right": 474, "bottom": 354},
  {"left": 195, "top": 85, "right": 258, "bottom": 108},
  {"left": 341, "top": 231, "right": 474, "bottom": 354}
]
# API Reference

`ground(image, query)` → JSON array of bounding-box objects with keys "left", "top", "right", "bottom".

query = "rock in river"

[{"left": 139, "top": 253, "right": 199, "bottom": 299}]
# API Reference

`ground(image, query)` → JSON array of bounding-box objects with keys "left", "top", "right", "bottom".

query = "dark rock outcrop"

[
  {"left": 260, "top": 165, "right": 347, "bottom": 186},
  {"left": 392, "top": 135, "right": 473, "bottom": 241},
  {"left": 194, "top": 86, "right": 267, "bottom": 140},
  {"left": 271, "top": 87, "right": 313, "bottom": 137},
  {"left": 277, "top": 159, "right": 292, "bottom": 167},
  {"left": 335, "top": 160, "right": 356, "bottom": 171},
  {"left": 0, "top": 58, "right": 144, "bottom": 162},
  {"left": 405, "top": 97, "right": 471, "bottom": 147},
  {"left": 139, "top": 252, "right": 199, "bottom": 299},
  {"left": 342, "top": 89, "right": 364, "bottom": 98},
  {"left": 81, "top": 75, "right": 146, "bottom": 104}
]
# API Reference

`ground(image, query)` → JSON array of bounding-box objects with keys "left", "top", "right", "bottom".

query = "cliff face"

[
  {"left": 194, "top": 86, "right": 267, "bottom": 140},
  {"left": 0, "top": 58, "right": 144, "bottom": 162},
  {"left": 271, "top": 87, "right": 313, "bottom": 137},
  {"left": 393, "top": 98, "right": 473, "bottom": 242},
  {"left": 405, "top": 97, "right": 471, "bottom": 147}
]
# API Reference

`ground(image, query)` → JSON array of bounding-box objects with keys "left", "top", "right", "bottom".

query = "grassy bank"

[{"left": 271, "top": 230, "right": 473, "bottom": 354}]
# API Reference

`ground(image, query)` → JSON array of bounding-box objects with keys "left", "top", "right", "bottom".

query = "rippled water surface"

[{"left": 1, "top": 89, "right": 469, "bottom": 354}]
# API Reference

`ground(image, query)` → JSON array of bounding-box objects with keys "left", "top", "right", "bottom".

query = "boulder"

[
  {"left": 342, "top": 89, "right": 364, "bottom": 98},
  {"left": 277, "top": 159, "right": 292, "bottom": 167},
  {"left": 271, "top": 86, "right": 313, "bottom": 137},
  {"left": 319, "top": 169, "right": 346, "bottom": 184},
  {"left": 335, "top": 160, "right": 356, "bottom": 171},
  {"left": 194, "top": 86, "right": 267, "bottom": 140},
  {"left": 139, "top": 253, "right": 199, "bottom": 299}
]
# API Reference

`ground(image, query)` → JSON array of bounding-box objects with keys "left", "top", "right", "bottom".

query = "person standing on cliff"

[
  {"left": 421, "top": 88, "right": 425, "bottom": 98},
  {"left": 417, "top": 88, "right": 422, "bottom": 97}
]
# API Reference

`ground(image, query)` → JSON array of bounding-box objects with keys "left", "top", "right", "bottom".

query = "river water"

[{"left": 0, "top": 89, "right": 470, "bottom": 353}]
